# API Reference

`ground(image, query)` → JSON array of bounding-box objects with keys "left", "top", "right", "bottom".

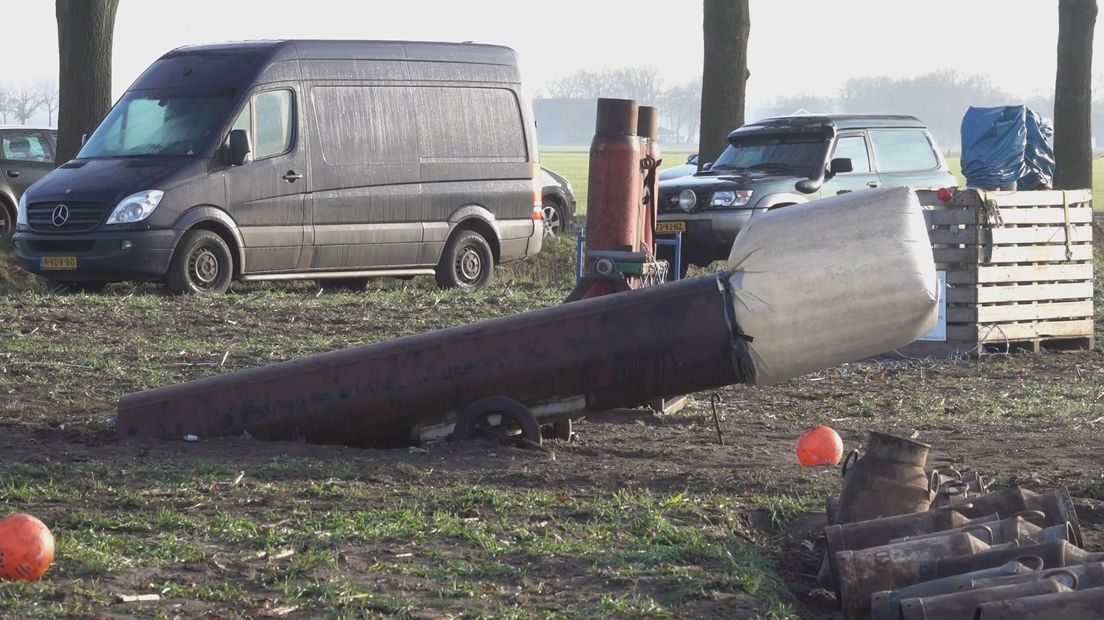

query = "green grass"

[
  {"left": 0, "top": 459, "right": 794, "bottom": 618},
  {"left": 543, "top": 150, "right": 1102, "bottom": 213},
  {"left": 541, "top": 146, "right": 698, "bottom": 215}
]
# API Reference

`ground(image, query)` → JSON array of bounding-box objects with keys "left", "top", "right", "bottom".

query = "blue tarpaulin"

[{"left": 960, "top": 106, "right": 1054, "bottom": 190}]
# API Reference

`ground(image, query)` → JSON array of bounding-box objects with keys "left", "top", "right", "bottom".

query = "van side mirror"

[
  {"left": 228, "top": 129, "right": 253, "bottom": 166},
  {"left": 829, "top": 157, "right": 853, "bottom": 176}
]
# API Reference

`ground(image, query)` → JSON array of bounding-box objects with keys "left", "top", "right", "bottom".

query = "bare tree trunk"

[
  {"left": 1053, "top": 0, "right": 1097, "bottom": 190},
  {"left": 698, "top": 0, "right": 750, "bottom": 167},
  {"left": 56, "top": 0, "right": 119, "bottom": 164}
]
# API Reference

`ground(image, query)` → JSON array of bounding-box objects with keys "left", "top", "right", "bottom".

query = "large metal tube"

[
  {"left": 117, "top": 274, "right": 749, "bottom": 446},
  {"left": 583, "top": 98, "right": 642, "bottom": 297},
  {"left": 976, "top": 585, "right": 1104, "bottom": 619}
]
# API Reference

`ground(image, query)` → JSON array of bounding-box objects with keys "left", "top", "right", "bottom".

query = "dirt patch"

[{"left": 0, "top": 233, "right": 1101, "bottom": 617}]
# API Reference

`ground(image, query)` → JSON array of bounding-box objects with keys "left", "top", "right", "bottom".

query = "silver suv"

[
  {"left": 657, "top": 114, "right": 956, "bottom": 272},
  {"left": 0, "top": 125, "right": 57, "bottom": 237}
]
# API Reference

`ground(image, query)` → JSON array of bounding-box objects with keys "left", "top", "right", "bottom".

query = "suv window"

[
  {"left": 2, "top": 131, "right": 52, "bottom": 162},
  {"left": 831, "top": 135, "right": 870, "bottom": 173},
  {"left": 713, "top": 135, "right": 822, "bottom": 174},
  {"left": 869, "top": 129, "right": 938, "bottom": 172}
]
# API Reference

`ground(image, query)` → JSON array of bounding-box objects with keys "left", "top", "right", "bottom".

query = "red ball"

[
  {"left": 0, "top": 513, "right": 55, "bottom": 581},
  {"left": 796, "top": 425, "right": 844, "bottom": 467}
]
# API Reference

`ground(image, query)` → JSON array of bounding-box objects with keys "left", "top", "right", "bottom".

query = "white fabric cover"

[{"left": 726, "top": 187, "right": 938, "bottom": 385}]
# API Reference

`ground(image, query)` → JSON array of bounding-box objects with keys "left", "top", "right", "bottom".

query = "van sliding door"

[{"left": 307, "top": 84, "right": 424, "bottom": 269}]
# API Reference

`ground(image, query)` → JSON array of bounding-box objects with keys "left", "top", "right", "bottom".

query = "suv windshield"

[
  {"left": 712, "top": 134, "right": 824, "bottom": 174},
  {"left": 79, "top": 89, "right": 235, "bottom": 158}
]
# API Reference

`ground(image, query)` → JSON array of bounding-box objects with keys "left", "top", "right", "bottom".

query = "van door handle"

[
  {"left": 6, "top": 170, "right": 18, "bottom": 178},
  {"left": 866, "top": 181, "right": 880, "bottom": 188},
  {"left": 282, "top": 171, "right": 303, "bottom": 183}
]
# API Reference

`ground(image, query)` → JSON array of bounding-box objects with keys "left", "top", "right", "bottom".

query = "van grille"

[{"left": 27, "top": 202, "right": 108, "bottom": 232}]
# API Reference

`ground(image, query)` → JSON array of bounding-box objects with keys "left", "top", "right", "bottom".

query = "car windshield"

[
  {"left": 79, "top": 89, "right": 235, "bottom": 158},
  {"left": 712, "top": 134, "right": 824, "bottom": 174}
]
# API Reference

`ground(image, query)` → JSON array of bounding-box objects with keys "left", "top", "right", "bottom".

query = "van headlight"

[
  {"left": 106, "top": 190, "right": 165, "bottom": 224},
  {"left": 16, "top": 193, "right": 28, "bottom": 226},
  {"left": 710, "top": 190, "right": 753, "bottom": 207}
]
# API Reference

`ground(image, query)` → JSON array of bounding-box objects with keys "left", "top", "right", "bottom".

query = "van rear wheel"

[
  {"left": 167, "top": 229, "right": 233, "bottom": 295},
  {"left": 435, "top": 230, "right": 493, "bottom": 289}
]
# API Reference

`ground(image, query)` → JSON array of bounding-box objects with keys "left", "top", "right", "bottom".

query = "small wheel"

[
  {"left": 0, "top": 204, "right": 13, "bottom": 238},
  {"left": 316, "top": 278, "right": 369, "bottom": 292},
  {"left": 435, "top": 229, "right": 493, "bottom": 289},
  {"left": 45, "top": 280, "right": 107, "bottom": 294},
  {"left": 542, "top": 418, "right": 574, "bottom": 442},
  {"left": 541, "top": 199, "right": 566, "bottom": 236},
  {"left": 167, "top": 229, "right": 233, "bottom": 295},
  {"left": 453, "top": 396, "right": 541, "bottom": 447}
]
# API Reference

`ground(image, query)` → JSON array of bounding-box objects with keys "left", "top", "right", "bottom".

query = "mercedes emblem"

[{"left": 51, "top": 204, "right": 70, "bottom": 227}]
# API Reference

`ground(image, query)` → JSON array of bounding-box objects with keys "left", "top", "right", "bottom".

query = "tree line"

[
  {"left": 0, "top": 82, "right": 60, "bottom": 125},
  {"left": 537, "top": 66, "right": 1087, "bottom": 151}
]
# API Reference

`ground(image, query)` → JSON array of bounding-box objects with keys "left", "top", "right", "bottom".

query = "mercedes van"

[{"left": 13, "top": 40, "right": 543, "bottom": 293}]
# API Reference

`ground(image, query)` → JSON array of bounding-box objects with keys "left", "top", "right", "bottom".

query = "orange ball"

[
  {"left": 796, "top": 425, "right": 844, "bottom": 467},
  {"left": 0, "top": 514, "right": 55, "bottom": 581}
]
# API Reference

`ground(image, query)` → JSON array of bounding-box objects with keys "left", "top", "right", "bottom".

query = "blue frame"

[{"left": 574, "top": 230, "right": 683, "bottom": 285}]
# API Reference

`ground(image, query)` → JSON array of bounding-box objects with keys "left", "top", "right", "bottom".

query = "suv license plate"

[
  {"left": 41, "top": 256, "right": 78, "bottom": 270},
  {"left": 656, "top": 221, "right": 686, "bottom": 233}
]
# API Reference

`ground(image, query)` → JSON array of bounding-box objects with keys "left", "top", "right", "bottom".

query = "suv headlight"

[
  {"left": 106, "top": 190, "right": 165, "bottom": 225},
  {"left": 16, "top": 193, "right": 28, "bottom": 226},
  {"left": 710, "top": 190, "right": 753, "bottom": 207},
  {"left": 677, "top": 189, "right": 697, "bottom": 212}
]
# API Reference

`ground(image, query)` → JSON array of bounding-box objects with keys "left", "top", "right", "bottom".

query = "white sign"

[{"left": 918, "top": 270, "right": 947, "bottom": 342}]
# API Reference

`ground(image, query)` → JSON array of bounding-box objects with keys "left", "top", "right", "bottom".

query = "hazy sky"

[{"left": 7, "top": 0, "right": 1103, "bottom": 122}]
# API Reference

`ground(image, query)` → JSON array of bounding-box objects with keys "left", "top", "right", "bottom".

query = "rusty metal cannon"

[{"left": 117, "top": 186, "right": 939, "bottom": 447}]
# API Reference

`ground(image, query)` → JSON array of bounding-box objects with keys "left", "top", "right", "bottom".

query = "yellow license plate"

[
  {"left": 656, "top": 221, "right": 686, "bottom": 233},
  {"left": 41, "top": 256, "right": 77, "bottom": 270}
]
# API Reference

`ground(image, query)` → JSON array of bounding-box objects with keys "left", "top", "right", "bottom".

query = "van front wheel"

[
  {"left": 435, "top": 230, "right": 493, "bottom": 289},
  {"left": 167, "top": 229, "right": 233, "bottom": 295}
]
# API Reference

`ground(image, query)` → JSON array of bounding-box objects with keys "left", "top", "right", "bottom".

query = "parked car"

[
  {"left": 658, "top": 153, "right": 697, "bottom": 181},
  {"left": 13, "top": 40, "right": 542, "bottom": 294},
  {"left": 0, "top": 125, "right": 57, "bottom": 238},
  {"left": 539, "top": 166, "right": 576, "bottom": 235},
  {"left": 656, "top": 114, "right": 956, "bottom": 273}
]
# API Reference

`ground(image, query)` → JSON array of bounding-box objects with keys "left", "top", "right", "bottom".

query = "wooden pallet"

[{"left": 901, "top": 188, "right": 1096, "bottom": 357}]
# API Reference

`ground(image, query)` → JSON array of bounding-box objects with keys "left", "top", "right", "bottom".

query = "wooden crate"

[{"left": 902, "top": 188, "right": 1095, "bottom": 356}]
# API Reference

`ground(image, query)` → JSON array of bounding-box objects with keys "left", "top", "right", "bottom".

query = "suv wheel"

[
  {"left": 435, "top": 230, "right": 493, "bottom": 289},
  {"left": 0, "top": 202, "right": 13, "bottom": 238},
  {"left": 541, "top": 198, "right": 565, "bottom": 235},
  {"left": 167, "top": 229, "right": 234, "bottom": 295}
]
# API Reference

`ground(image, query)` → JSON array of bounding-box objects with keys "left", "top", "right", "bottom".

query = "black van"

[{"left": 13, "top": 40, "right": 543, "bottom": 293}]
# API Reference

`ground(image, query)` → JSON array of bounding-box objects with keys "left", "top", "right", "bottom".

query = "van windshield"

[
  {"left": 79, "top": 90, "right": 235, "bottom": 158},
  {"left": 712, "top": 134, "right": 825, "bottom": 174}
]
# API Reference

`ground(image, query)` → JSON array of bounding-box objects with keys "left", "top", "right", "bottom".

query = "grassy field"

[
  {"left": 542, "top": 148, "right": 1104, "bottom": 213},
  {"left": 0, "top": 224, "right": 1100, "bottom": 617},
  {"left": 0, "top": 154, "right": 1101, "bottom": 616}
]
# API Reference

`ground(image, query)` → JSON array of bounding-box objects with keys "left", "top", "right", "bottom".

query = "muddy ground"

[
  {"left": 3, "top": 345, "right": 1103, "bottom": 618},
  {"left": 0, "top": 229, "right": 1102, "bottom": 618}
]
